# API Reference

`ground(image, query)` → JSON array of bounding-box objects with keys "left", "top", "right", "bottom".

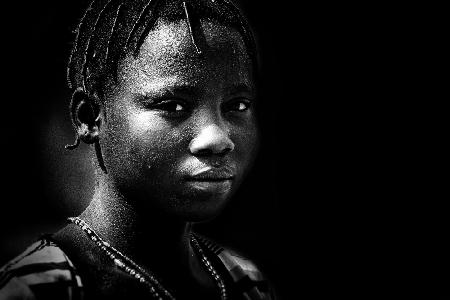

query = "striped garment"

[
  {"left": 0, "top": 236, "right": 274, "bottom": 300},
  {"left": 0, "top": 239, "right": 83, "bottom": 300}
]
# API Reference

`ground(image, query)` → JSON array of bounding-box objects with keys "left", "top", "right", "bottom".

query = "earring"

[
  {"left": 95, "top": 140, "right": 108, "bottom": 174},
  {"left": 65, "top": 135, "right": 81, "bottom": 150}
]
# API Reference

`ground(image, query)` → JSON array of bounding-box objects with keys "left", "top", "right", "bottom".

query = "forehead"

[{"left": 117, "top": 19, "right": 253, "bottom": 93}]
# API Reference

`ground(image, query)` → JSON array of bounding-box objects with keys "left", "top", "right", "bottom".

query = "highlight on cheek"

[{"left": 130, "top": 110, "right": 170, "bottom": 135}]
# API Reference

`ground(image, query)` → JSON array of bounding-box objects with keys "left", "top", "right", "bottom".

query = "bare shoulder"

[{"left": 0, "top": 239, "right": 83, "bottom": 300}]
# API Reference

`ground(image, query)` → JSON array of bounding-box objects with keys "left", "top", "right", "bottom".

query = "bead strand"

[
  {"left": 69, "top": 217, "right": 227, "bottom": 300},
  {"left": 191, "top": 234, "right": 227, "bottom": 300},
  {"left": 69, "top": 217, "right": 174, "bottom": 300}
]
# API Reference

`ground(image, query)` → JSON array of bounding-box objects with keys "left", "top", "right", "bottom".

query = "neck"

[{"left": 78, "top": 172, "right": 197, "bottom": 280}]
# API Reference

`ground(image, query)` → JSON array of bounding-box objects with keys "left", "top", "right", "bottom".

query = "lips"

[
  {"left": 185, "top": 167, "right": 235, "bottom": 182},
  {"left": 184, "top": 167, "right": 234, "bottom": 194}
]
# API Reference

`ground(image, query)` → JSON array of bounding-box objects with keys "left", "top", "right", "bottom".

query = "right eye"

[{"left": 153, "top": 100, "right": 187, "bottom": 112}]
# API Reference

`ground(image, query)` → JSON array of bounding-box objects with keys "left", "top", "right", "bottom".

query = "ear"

[{"left": 70, "top": 88, "right": 102, "bottom": 145}]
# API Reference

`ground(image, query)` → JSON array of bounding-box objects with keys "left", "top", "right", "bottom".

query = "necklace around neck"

[{"left": 68, "top": 217, "right": 227, "bottom": 300}]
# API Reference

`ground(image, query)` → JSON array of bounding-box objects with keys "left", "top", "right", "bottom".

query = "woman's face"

[{"left": 101, "top": 19, "right": 258, "bottom": 221}]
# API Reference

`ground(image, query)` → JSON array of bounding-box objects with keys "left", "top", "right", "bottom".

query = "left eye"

[{"left": 227, "top": 100, "right": 251, "bottom": 112}]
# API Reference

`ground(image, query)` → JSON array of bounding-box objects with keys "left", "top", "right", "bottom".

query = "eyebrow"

[
  {"left": 162, "top": 85, "right": 200, "bottom": 97},
  {"left": 227, "top": 83, "right": 255, "bottom": 96},
  {"left": 140, "top": 82, "right": 255, "bottom": 101},
  {"left": 144, "top": 83, "right": 255, "bottom": 96}
]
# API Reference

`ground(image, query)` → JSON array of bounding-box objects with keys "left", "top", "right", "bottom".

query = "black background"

[{"left": 0, "top": 1, "right": 447, "bottom": 299}]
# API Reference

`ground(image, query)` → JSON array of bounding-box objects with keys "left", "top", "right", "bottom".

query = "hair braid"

[
  {"left": 106, "top": 0, "right": 151, "bottom": 80},
  {"left": 67, "top": 0, "right": 96, "bottom": 90},
  {"left": 220, "top": 0, "right": 257, "bottom": 66},
  {"left": 132, "top": 0, "right": 161, "bottom": 57},
  {"left": 68, "top": 0, "right": 112, "bottom": 91},
  {"left": 83, "top": 0, "right": 123, "bottom": 96},
  {"left": 104, "top": 2, "right": 125, "bottom": 65},
  {"left": 125, "top": 0, "right": 157, "bottom": 53}
]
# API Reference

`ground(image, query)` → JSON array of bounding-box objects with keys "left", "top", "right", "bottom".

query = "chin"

[
  {"left": 137, "top": 185, "right": 236, "bottom": 222},
  {"left": 178, "top": 193, "right": 231, "bottom": 223},
  {"left": 183, "top": 210, "right": 223, "bottom": 223}
]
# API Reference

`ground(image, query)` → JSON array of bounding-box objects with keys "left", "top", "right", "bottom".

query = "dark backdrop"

[{"left": 1, "top": 1, "right": 447, "bottom": 299}]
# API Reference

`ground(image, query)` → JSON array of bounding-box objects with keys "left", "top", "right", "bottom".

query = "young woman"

[{"left": 0, "top": 0, "right": 274, "bottom": 299}]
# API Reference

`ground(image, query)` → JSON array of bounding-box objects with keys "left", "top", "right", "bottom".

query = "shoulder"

[
  {"left": 0, "top": 238, "right": 83, "bottom": 300},
  {"left": 196, "top": 235, "right": 276, "bottom": 300}
]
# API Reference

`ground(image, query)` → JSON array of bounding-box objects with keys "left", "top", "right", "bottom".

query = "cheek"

[
  {"left": 103, "top": 110, "right": 169, "bottom": 174},
  {"left": 231, "top": 121, "right": 259, "bottom": 167},
  {"left": 125, "top": 111, "right": 188, "bottom": 172},
  {"left": 131, "top": 111, "right": 168, "bottom": 135}
]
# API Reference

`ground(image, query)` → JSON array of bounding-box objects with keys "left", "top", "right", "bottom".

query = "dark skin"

[{"left": 71, "top": 18, "right": 258, "bottom": 298}]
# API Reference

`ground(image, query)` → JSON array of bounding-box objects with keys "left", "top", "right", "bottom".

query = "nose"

[{"left": 189, "top": 124, "right": 235, "bottom": 156}]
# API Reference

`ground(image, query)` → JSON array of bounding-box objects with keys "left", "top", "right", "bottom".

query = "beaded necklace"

[{"left": 68, "top": 217, "right": 227, "bottom": 300}]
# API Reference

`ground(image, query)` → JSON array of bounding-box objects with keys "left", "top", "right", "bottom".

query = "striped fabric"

[
  {"left": 0, "top": 237, "right": 273, "bottom": 300},
  {"left": 0, "top": 239, "right": 83, "bottom": 300}
]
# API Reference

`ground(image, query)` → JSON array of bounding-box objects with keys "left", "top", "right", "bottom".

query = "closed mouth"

[
  {"left": 186, "top": 176, "right": 234, "bottom": 182},
  {"left": 185, "top": 168, "right": 235, "bottom": 182}
]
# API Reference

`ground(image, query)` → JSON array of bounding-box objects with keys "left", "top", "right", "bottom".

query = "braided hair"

[{"left": 67, "top": 0, "right": 256, "bottom": 101}]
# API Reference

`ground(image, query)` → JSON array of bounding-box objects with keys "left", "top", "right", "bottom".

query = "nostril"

[
  {"left": 189, "top": 125, "right": 235, "bottom": 155},
  {"left": 190, "top": 141, "right": 234, "bottom": 156},
  {"left": 193, "top": 148, "right": 213, "bottom": 156},
  {"left": 219, "top": 146, "right": 232, "bottom": 156}
]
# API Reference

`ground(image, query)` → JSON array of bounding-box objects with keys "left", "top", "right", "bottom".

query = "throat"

[
  {"left": 69, "top": 216, "right": 224, "bottom": 299},
  {"left": 79, "top": 198, "right": 192, "bottom": 272},
  {"left": 74, "top": 176, "right": 226, "bottom": 298},
  {"left": 80, "top": 177, "right": 191, "bottom": 264}
]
